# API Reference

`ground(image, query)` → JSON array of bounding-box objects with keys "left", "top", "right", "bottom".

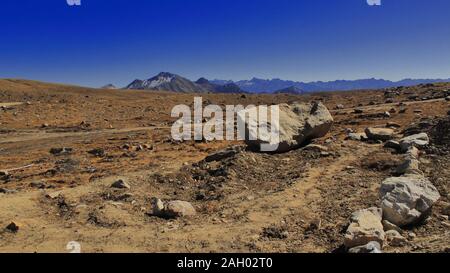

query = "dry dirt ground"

[{"left": 0, "top": 79, "right": 449, "bottom": 253}]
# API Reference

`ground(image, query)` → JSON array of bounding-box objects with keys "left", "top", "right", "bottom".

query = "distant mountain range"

[
  {"left": 125, "top": 72, "right": 244, "bottom": 93},
  {"left": 124, "top": 72, "right": 450, "bottom": 93},
  {"left": 211, "top": 77, "right": 450, "bottom": 93},
  {"left": 273, "top": 86, "right": 304, "bottom": 95}
]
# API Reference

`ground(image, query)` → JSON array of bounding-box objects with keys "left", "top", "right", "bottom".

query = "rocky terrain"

[{"left": 0, "top": 79, "right": 449, "bottom": 253}]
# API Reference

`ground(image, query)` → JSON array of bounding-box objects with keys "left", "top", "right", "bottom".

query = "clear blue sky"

[{"left": 1, "top": 0, "right": 450, "bottom": 87}]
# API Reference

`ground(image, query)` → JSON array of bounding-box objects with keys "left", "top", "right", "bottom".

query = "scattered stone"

[
  {"left": 385, "top": 230, "right": 407, "bottom": 247},
  {"left": 45, "top": 191, "right": 63, "bottom": 199},
  {"left": 383, "top": 111, "right": 391, "bottom": 118},
  {"left": 445, "top": 96, "right": 450, "bottom": 101},
  {"left": 348, "top": 241, "right": 382, "bottom": 253},
  {"left": 354, "top": 109, "right": 364, "bottom": 114},
  {"left": 143, "top": 144, "right": 153, "bottom": 150},
  {"left": 151, "top": 198, "right": 196, "bottom": 218},
  {"left": 41, "top": 123, "right": 49, "bottom": 128},
  {"left": 344, "top": 207, "right": 385, "bottom": 248},
  {"left": 79, "top": 120, "right": 88, "bottom": 126},
  {"left": 0, "top": 170, "right": 8, "bottom": 176},
  {"left": 262, "top": 226, "right": 289, "bottom": 239},
  {"left": 88, "top": 148, "right": 106, "bottom": 157},
  {"left": 347, "top": 132, "right": 368, "bottom": 141},
  {"left": 246, "top": 195, "right": 255, "bottom": 201},
  {"left": 308, "top": 219, "right": 322, "bottom": 231},
  {"left": 384, "top": 140, "right": 400, "bottom": 150},
  {"left": 164, "top": 200, "right": 196, "bottom": 217},
  {"left": 238, "top": 102, "right": 333, "bottom": 153},
  {"left": 5, "top": 222, "right": 20, "bottom": 233},
  {"left": 382, "top": 220, "right": 403, "bottom": 233},
  {"left": 110, "top": 179, "right": 130, "bottom": 189},
  {"left": 30, "top": 181, "right": 46, "bottom": 189},
  {"left": 386, "top": 122, "right": 401, "bottom": 128},
  {"left": 116, "top": 193, "right": 134, "bottom": 201},
  {"left": 335, "top": 104, "right": 345, "bottom": 110},
  {"left": 407, "top": 232, "right": 417, "bottom": 240},
  {"left": 49, "top": 147, "right": 73, "bottom": 156},
  {"left": 365, "top": 128, "right": 394, "bottom": 141},
  {"left": 399, "top": 133, "right": 429, "bottom": 152},
  {"left": 134, "top": 145, "right": 144, "bottom": 151},
  {"left": 380, "top": 175, "right": 441, "bottom": 227},
  {"left": 151, "top": 197, "right": 165, "bottom": 214}
]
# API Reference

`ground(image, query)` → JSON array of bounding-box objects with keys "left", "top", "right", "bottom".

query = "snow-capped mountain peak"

[{"left": 142, "top": 73, "right": 175, "bottom": 88}]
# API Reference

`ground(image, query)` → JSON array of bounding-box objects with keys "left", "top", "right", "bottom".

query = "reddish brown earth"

[{"left": 0, "top": 79, "right": 449, "bottom": 253}]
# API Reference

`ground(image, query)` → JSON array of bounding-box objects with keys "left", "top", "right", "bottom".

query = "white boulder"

[
  {"left": 365, "top": 128, "right": 395, "bottom": 141},
  {"left": 380, "top": 175, "right": 440, "bottom": 227},
  {"left": 399, "top": 133, "right": 429, "bottom": 152},
  {"left": 344, "top": 207, "right": 385, "bottom": 248},
  {"left": 238, "top": 102, "right": 333, "bottom": 153}
]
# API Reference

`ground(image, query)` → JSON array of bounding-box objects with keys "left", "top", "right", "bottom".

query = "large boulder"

[
  {"left": 399, "top": 133, "right": 429, "bottom": 152},
  {"left": 365, "top": 128, "right": 395, "bottom": 141},
  {"left": 238, "top": 102, "right": 333, "bottom": 152},
  {"left": 380, "top": 175, "right": 440, "bottom": 227},
  {"left": 344, "top": 207, "right": 385, "bottom": 248}
]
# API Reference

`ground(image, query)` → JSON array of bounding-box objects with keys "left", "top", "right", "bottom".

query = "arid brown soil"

[{"left": 0, "top": 79, "right": 449, "bottom": 253}]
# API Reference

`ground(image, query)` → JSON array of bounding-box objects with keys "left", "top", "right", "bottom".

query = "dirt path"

[
  {"left": 0, "top": 143, "right": 365, "bottom": 253},
  {"left": 0, "top": 126, "right": 171, "bottom": 144},
  {"left": 0, "top": 102, "right": 24, "bottom": 107},
  {"left": 159, "top": 149, "right": 360, "bottom": 253}
]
